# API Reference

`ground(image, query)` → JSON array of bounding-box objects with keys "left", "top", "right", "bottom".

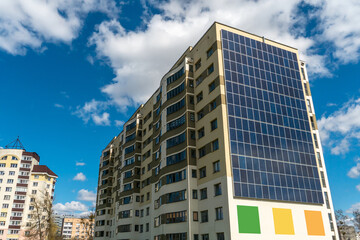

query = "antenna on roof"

[{"left": 5, "top": 136, "right": 26, "bottom": 150}]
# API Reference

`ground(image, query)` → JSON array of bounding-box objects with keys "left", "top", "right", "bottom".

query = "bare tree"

[
  {"left": 336, "top": 209, "right": 349, "bottom": 239},
  {"left": 80, "top": 209, "right": 95, "bottom": 240},
  {"left": 25, "top": 190, "right": 58, "bottom": 240},
  {"left": 352, "top": 209, "right": 360, "bottom": 231}
]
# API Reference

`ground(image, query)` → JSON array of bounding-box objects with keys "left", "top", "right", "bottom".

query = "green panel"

[{"left": 237, "top": 205, "right": 261, "bottom": 234}]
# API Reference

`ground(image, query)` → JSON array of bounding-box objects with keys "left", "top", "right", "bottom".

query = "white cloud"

[
  {"left": 347, "top": 202, "right": 360, "bottom": 214},
  {"left": 73, "top": 99, "right": 111, "bottom": 126},
  {"left": 318, "top": 98, "right": 360, "bottom": 155},
  {"left": 115, "top": 120, "right": 125, "bottom": 127},
  {"left": 76, "top": 162, "right": 86, "bottom": 166},
  {"left": 89, "top": 0, "right": 360, "bottom": 111},
  {"left": 54, "top": 103, "right": 64, "bottom": 108},
  {"left": 77, "top": 189, "right": 96, "bottom": 202},
  {"left": 348, "top": 163, "right": 360, "bottom": 179},
  {"left": 356, "top": 184, "right": 360, "bottom": 191},
  {"left": 0, "top": 0, "right": 119, "bottom": 55},
  {"left": 308, "top": 0, "right": 360, "bottom": 64},
  {"left": 53, "top": 201, "right": 88, "bottom": 215},
  {"left": 92, "top": 112, "right": 110, "bottom": 126},
  {"left": 73, "top": 172, "right": 86, "bottom": 181}
]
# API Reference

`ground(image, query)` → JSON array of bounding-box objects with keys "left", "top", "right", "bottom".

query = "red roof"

[
  {"left": 23, "top": 152, "right": 40, "bottom": 162},
  {"left": 32, "top": 165, "right": 58, "bottom": 177}
]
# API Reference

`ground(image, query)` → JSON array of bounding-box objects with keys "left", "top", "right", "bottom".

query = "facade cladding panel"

[{"left": 221, "top": 29, "right": 323, "bottom": 204}]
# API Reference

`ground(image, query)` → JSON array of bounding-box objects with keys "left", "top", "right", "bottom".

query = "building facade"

[
  {"left": 94, "top": 22, "right": 339, "bottom": 240},
  {"left": 61, "top": 217, "right": 94, "bottom": 239},
  {"left": 0, "top": 140, "right": 57, "bottom": 240}
]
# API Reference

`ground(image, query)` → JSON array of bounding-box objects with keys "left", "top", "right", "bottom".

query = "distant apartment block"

[
  {"left": 61, "top": 216, "right": 94, "bottom": 239},
  {"left": 0, "top": 138, "right": 57, "bottom": 240},
  {"left": 94, "top": 22, "right": 339, "bottom": 240}
]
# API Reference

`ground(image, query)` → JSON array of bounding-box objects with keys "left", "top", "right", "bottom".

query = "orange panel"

[{"left": 304, "top": 210, "right": 325, "bottom": 236}]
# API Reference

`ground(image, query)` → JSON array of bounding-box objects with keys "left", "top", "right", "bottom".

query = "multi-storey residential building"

[
  {"left": 0, "top": 138, "right": 57, "bottom": 240},
  {"left": 61, "top": 217, "right": 94, "bottom": 239},
  {"left": 94, "top": 22, "right": 339, "bottom": 240}
]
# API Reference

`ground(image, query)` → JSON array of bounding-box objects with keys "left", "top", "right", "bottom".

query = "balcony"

[{"left": 12, "top": 208, "right": 24, "bottom": 212}]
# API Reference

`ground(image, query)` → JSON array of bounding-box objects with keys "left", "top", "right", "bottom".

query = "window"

[
  {"left": 0, "top": 163, "right": 5, "bottom": 167},
  {"left": 190, "top": 96, "right": 194, "bottom": 104},
  {"left": 316, "top": 152, "right": 323, "bottom": 168},
  {"left": 126, "top": 121, "right": 136, "bottom": 131},
  {"left": 167, "top": 114, "right": 186, "bottom": 131},
  {"left": 212, "top": 139, "right": 219, "bottom": 151},
  {"left": 210, "top": 99, "right": 217, "bottom": 111},
  {"left": 167, "top": 82, "right": 185, "bottom": 100},
  {"left": 199, "top": 147, "right": 206, "bottom": 158},
  {"left": 167, "top": 98, "right": 185, "bottom": 115},
  {"left": 214, "top": 183, "right": 222, "bottom": 196},
  {"left": 313, "top": 134, "right": 319, "bottom": 148},
  {"left": 125, "top": 145, "right": 135, "bottom": 154},
  {"left": 0, "top": 171, "right": 4, "bottom": 175},
  {"left": 125, "top": 133, "right": 136, "bottom": 143},
  {"left": 192, "top": 169, "right": 197, "bottom": 178},
  {"left": 124, "top": 157, "right": 135, "bottom": 167},
  {"left": 189, "top": 80, "right": 194, "bottom": 87},
  {"left": 202, "top": 234, "right": 209, "bottom": 240},
  {"left": 167, "top": 132, "right": 186, "bottom": 149},
  {"left": 9, "top": 171, "right": 15, "bottom": 175},
  {"left": 7, "top": 179, "right": 13, "bottom": 184},
  {"left": 199, "top": 167, "right": 206, "bottom": 178},
  {"left": 200, "top": 211, "right": 208, "bottom": 223},
  {"left": 197, "top": 110, "right": 204, "bottom": 120},
  {"left": 213, "top": 161, "right": 220, "bottom": 173},
  {"left": 209, "top": 80, "right": 216, "bottom": 92},
  {"left": 166, "top": 169, "right": 187, "bottom": 184},
  {"left": 197, "top": 92, "right": 203, "bottom": 103},
  {"left": 320, "top": 171, "right": 326, "bottom": 187},
  {"left": 207, "top": 64, "right": 214, "bottom": 75},
  {"left": 190, "top": 130, "right": 196, "bottom": 139},
  {"left": 12, "top": 156, "right": 18, "bottom": 160},
  {"left": 200, "top": 188, "right": 207, "bottom": 200},
  {"left": 198, "top": 128, "right": 205, "bottom": 139},
  {"left": 167, "top": 67, "right": 184, "bottom": 85},
  {"left": 193, "top": 211, "right": 198, "bottom": 221},
  {"left": 192, "top": 190, "right": 198, "bottom": 199},
  {"left": 165, "top": 211, "right": 187, "bottom": 224},
  {"left": 215, "top": 207, "right": 223, "bottom": 220},
  {"left": 5, "top": 187, "right": 12, "bottom": 192},
  {"left": 194, "top": 235, "right": 199, "bottom": 240},
  {"left": 195, "top": 59, "right": 201, "bottom": 71},
  {"left": 217, "top": 233, "right": 225, "bottom": 240},
  {"left": 207, "top": 47, "right": 214, "bottom": 58},
  {"left": 4, "top": 195, "right": 10, "bottom": 200},
  {"left": 1, "top": 156, "right": 7, "bottom": 160},
  {"left": 211, "top": 119, "right": 218, "bottom": 131}
]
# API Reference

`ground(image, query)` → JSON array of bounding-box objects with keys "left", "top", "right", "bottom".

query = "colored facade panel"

[
  {"left": 221, "top": 29, "right": 324, "bottom": 204},
  {"left": 237, "top": 205, "right": 261, "bottom": 234},
  {"left": 304, "top": 210, "right": 325, "bottom": 236},
  {"left": 273, "top": 208, "right": 295, "bottom": 235}
]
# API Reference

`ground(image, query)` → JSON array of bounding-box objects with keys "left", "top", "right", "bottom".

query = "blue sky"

[{"left": 0, "top": 0, "right": 360, "bottom": 216}]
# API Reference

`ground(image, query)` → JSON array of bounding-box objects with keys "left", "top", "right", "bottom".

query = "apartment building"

[
  {"left": 0, "top": 138, "right": 57, "bottom": 240},
  {"left": 61, "top": 217, "right": 94, "bottom": 239},
  {"left": 94, "top": 22, "right": 339, "bottom": 240}
]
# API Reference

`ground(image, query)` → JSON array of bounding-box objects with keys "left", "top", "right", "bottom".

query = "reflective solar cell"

[{"left": 221, "top": 30, "right": 323, "bottom": 204}]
